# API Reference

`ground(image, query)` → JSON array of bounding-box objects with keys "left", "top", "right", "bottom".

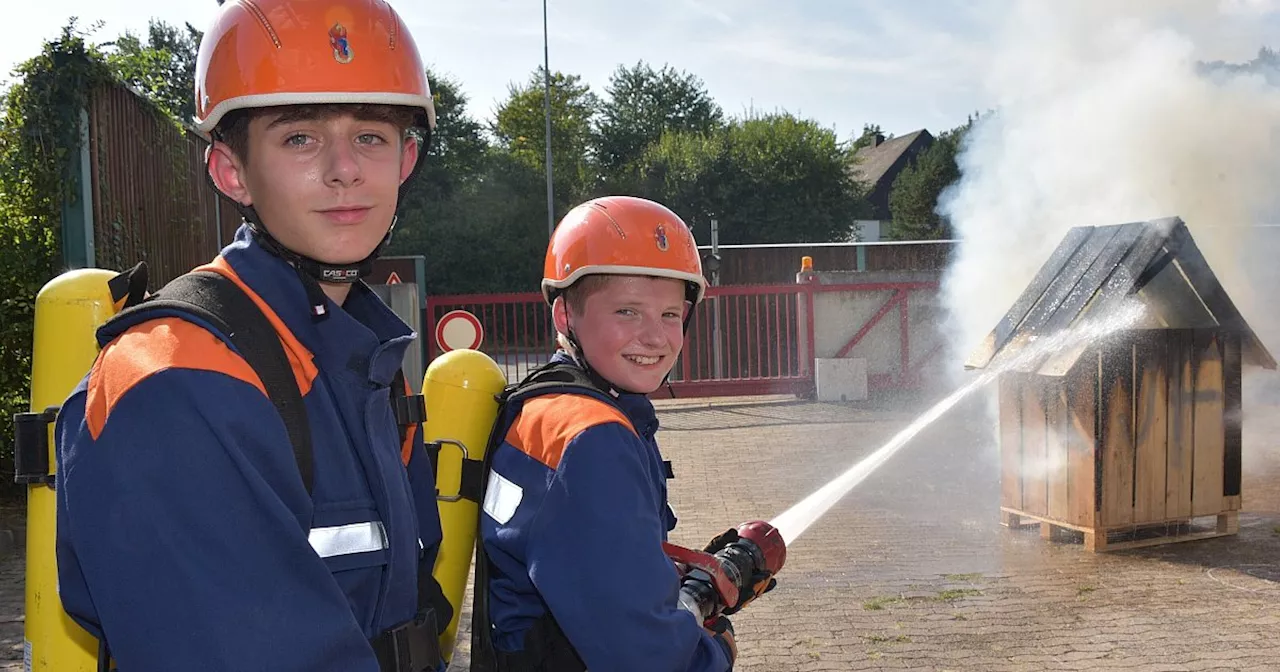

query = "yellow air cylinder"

[
  {"left": 423, "top": 349, "right": 507, "bottom": 662},
  {"left": 22, "top": 268, "right": 121, "bottom": 671}
]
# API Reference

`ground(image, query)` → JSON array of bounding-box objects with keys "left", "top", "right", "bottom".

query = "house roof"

[
  {"left": 965, "top": 216, "right": 1276, "bottom": 375},
  {"left": 851, "top": 130, "right": 931, "bottom": 189}
]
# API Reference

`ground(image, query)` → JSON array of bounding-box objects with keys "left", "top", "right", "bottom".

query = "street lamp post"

[{"left": 543, "top": 0, "right": 555, "bottom": 236}]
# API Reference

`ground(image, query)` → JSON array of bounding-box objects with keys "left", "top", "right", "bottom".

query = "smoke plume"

[{"left": 940, "top": 2, "right": 1280, "bottom": 365}]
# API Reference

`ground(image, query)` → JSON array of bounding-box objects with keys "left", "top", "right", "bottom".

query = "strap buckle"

[
  {"left": 372, "top": 609, "right": 441, "bottom": 672},
  {"left": 13, "top": 407, "right": 59, "bottom": 486},
  {"left": 393, "top": 393, "right": 426, "bottom": 426},
  {"left": 430, "top": 440, "right": 485, "bottom": 504}
]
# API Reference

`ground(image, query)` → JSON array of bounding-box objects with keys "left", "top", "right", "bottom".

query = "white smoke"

[{"left": 939, "top": 2, "right": 1280, "bottom": 365}]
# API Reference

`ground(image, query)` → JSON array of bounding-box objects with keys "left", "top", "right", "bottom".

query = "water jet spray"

[{"left": 768, "top": 302, "right": 1149, "bottom": 546}]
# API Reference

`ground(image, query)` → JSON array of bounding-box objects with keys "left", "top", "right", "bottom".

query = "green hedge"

[{"left": 0, "top": 25, "right": 115, "bottom": 503}]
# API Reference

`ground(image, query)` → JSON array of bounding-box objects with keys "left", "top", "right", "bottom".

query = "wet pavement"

[{"left": 6, "top": 379, "right": 1280, "bottom": 671}]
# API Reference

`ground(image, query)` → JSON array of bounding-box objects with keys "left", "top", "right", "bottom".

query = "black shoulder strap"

[
  {"left": 109, "top": 270, "right": 315, "bottom": 495},
  {"left": 500, "top": 360, "right": 616, "bottom": 407},
  {"left": 390, "top": 369, "right": 426, "bottom": 446}
]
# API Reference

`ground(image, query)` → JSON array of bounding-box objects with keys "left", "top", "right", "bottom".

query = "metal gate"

[{"left": 424, "top": 281, "right": 940, "bottom": 398}]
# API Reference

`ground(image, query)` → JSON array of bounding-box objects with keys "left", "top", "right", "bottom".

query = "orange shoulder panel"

[
  {"left": 85, "top": 317, "right": 267, "bottom": 439},
  {"left": 399, "top": 376, "right": 416, "bottom": 467},
  {"left": 504, "top": 394, "right": 637, "bottom": 470},
  {"left": 194, "top": 257, "right": 319, "bottom": 396}
]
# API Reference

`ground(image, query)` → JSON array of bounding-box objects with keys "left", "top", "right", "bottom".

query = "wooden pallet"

[{"left": 1002, "top": 508, "right": 1239, "bottom": 552}]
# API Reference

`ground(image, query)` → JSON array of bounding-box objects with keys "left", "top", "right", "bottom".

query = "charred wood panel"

[{"left": 1224, "top": 332, "right": 1243, "bottom": 498}]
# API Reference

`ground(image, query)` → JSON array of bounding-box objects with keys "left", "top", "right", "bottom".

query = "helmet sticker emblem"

[
  {"left": 329, "top": 23, "right": 354, "bottom": 64},
  {"left": 655, "top": 224, "right": 669, "bottom": 251}
]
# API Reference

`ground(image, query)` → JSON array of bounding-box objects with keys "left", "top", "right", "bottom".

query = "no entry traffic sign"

[{"left": 435, "top": 309, "right": 484, "bottom": 352}]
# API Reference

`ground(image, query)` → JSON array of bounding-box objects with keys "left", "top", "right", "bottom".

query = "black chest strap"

[{"left": 390, "top": 369, "right": 427, "bottom": 443}]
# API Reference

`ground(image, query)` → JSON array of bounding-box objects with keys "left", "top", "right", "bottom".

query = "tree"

[
  {"left": 1198, "top": 46, "right": 1280, "bottom": 86},
  {"left": 596, "top": 61, "right": 722, "bottom": 190},
  {"left": 389, "top": 68, "right": 546, "bottom": 295},
  {"left": 636, "top": 113, "right": 869, "bottom": 244},
  {"left": 0, "top": 21, "right": 115, "bottom": 501},
  {"left": 491, "top": 68, "right": 599, "bottom": 215},
  {"left": 630, "top": 130, "right": 724, "bottom": 241},
  {"left": 101, "top": 19, "right": 203, "bottom": 123},
  {"left": 886, "top": 118, "right": 976, "bottom": 240},
  {"left": 851, "top": 123, "right": 887, "bottom": 152},
  {"left": 394, "top": 68, "right": 490, "bottom": 226}
]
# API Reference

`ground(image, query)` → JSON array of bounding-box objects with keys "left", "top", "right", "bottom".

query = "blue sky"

[
  {"left": 8, "top": 0, "right": 1007, "bottom": 142},
  {"left": 10, "top": 2, "right": 1279, "bottom": 142}
]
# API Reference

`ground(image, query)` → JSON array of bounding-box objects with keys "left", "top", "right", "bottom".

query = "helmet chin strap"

[
  {"left": 245, "top": 212, "right": 392, "bottom": 321},
  {"left": 562, "top": 316, "right": 632, "bottom": 398}
]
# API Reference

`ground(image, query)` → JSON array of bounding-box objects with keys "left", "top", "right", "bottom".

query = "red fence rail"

[
  {"left": 425, "top": 281, "right": 940, "bottom": 398},
  {"left": 669, "top": 284, "right": 813, "bottom": 397},
  {"left": 425, "top": 291, "right": 553, "bottom": 384},
  {"left": 426, "top": 285, "right": 814, "bottom": 397},
  {"left": 815, "top": 281, "right": 942, "bottom": 391}
]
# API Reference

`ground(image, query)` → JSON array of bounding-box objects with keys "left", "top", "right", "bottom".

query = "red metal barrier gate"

[{"left": 425, "top": 281, "right": 938, "bottom": 398}]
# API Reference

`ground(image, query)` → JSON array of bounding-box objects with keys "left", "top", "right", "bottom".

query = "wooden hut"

[{"left": 966, "top": 217, "right": 1275, "bottom": 551}]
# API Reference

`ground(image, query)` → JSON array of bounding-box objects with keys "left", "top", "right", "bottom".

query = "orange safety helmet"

[
  {"left": 193, "top": 0, "right": 436, "bottom": 135},
  {"left": 542, "top": 196, "right": 708, "bottom": 307}
]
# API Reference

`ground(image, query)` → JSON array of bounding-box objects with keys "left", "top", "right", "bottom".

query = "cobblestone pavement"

[{"left": 6, "top": 381, "right": 1280, "bottom": 671}]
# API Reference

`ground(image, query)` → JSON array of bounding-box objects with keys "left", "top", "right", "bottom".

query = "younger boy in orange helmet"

[
  {"left": 469, "top": 196, "right": 739, "bottom": 671},
  {"left": 54, "top": 1, "right": 450, "bottom": 670}
]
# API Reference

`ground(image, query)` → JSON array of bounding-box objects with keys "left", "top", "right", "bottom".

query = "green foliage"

[
  {"left": 1198, "top": 46, "right": 1280, "bottom": 86},
  {"left": 887, "top": 117, "right": 977, "bottom": 240},
  {"left": 101, "top": 19, "right": 203, "bottom": 123},
  {"left": 635, "top": 112, "right": 869, "bottom": 244},
  {"left": 596, "top": 61, "right": 723, "bottom": 191},
  {"left": 390, "top": 70, "right": 547, "bottom": 294},
  {"left": 492, "top": 68, "right": 600, "bottom": 216},
  {"left": 887, "top": 138, "right": 959, "bottom": 240},
  {"left": 851, "top": 123, "right": 887, "bottom": 152},
  {"left": 0, "top": 21, "right": 116, "bottom": 500}
]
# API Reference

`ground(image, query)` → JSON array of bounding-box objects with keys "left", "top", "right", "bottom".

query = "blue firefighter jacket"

[
  {"left": 54, "top": 224, "right": 444, "bottom": 671},
  {"left": 479, "top": 353, "right": 733, "bottom": 672}
]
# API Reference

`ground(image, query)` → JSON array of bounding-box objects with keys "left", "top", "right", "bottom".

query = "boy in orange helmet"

[
  {"left": 54, "top": 1, "right": 450, "bottom": 670},
  {"left": 468, "top": 196, "right": 740, "bottom": 671}
]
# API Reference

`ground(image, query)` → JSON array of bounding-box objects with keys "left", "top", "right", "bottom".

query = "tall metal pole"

[
  {"left": 543, "top": 0, "right": 555, "bottom": 236},
  {"left": 711, "top": 218, "right": 723, "bottom": 378}
]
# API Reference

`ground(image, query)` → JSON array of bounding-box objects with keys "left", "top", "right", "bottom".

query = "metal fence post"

[{"left": 60, "top": 107, "right": 94, "bottom": 270}]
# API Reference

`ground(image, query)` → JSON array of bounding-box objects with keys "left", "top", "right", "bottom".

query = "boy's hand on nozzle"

[
  {"left": 704, "top": 614, "right": 736, "bottom": 666},
  {"left": 724, "top": 572, "right": 778, "bottom": 616}
]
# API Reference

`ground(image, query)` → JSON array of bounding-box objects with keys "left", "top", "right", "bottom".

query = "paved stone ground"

[{"left": 6, "top": 379, "right": 1280, "bottom": 671}]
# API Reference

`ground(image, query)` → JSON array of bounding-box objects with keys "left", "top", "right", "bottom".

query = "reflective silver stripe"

[
  {"left": 308, "top": 521, "right": 388, "bottom": 558},
  {"left": 482, "top": 470, "right": 523, "bottom": 525}
]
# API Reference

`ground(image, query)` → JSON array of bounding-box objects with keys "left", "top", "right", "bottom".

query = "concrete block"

[{"left": 815, "top": 358, "right": 868, "bottom": 402}]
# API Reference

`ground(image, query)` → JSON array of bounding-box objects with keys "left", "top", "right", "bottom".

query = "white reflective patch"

[
  {"left": 482, "top": 471, "right": 523, "bottom": 525},
  {"left": 309, "top": 521, "right": 388, "bottom": 558}
]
